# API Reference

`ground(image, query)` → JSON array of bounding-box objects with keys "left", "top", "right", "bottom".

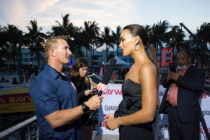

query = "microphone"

[
  {"left": 97, "top": 59, "right": 117, "bottom": 96},
  {"left": 89, "top": 59, "right": 116, "bottom": 118}
]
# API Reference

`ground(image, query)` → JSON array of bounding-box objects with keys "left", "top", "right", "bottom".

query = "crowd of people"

[
  {"left": 116, "top": 68, "right": 129, "bottom": 80},
  {"left": 11, "top": 67, "right": 41, "bottom": 85},
  {"left": 0, "top": 76, "right": 10, "bottom": 82},
  {"left": 27, "top": 24, "right": 206, "bottom": 140}
]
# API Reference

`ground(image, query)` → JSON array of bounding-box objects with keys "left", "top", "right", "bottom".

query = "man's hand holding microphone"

[{"left": 85, "top": 95, "right": 103, "bottom": 111}]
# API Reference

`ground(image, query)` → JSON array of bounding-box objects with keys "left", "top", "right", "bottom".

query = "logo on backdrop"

[
  {"left": 200, "top": 127, "right": 210, "bottom": 134},
  {"left": 100, "top": 121, "right": 105, "bottom": 127},
  {"left": 199, "top": 93, "right": 210, "bottom": 98},
  {"left": 202, "top": 110, "right": 210, "bottom": 116},
  {"left": 104, "top": 105, "right": 118, "bottom": 111},
  {"left": 102, "top": 89, "right": 122, "bottom": 95},
  {"left": 200, "top": 128, "right": 210, "bottom": 140},
  {"left": 158, "top": 90, "right": 164, "bottom": 96}
]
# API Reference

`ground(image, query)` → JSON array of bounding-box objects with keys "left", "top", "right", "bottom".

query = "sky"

[{"left": 0, "top": 0, "right": 209, "bottom": 51}]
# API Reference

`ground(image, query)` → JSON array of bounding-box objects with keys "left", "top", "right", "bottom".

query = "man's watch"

[{"left": 81, "top": 103, "right": 90, "bottom": 113}]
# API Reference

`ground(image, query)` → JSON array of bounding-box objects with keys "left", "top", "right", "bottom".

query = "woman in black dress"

[
  {"left": 104, "top": 24, "right": 160, "bottom": 140},
  {"left": 70, "top": 58, "right": 97, "bottom": 140}
]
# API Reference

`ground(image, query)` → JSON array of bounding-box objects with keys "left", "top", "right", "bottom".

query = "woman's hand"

[
  {"left": 104, "top": 114, "right": 116, "bottom": 130},
  {"left": 105, "top": 118, "right": 118, "bottom": 130},
  {"left": 84, "top": 89, "right": 94, "bottom": 96},
  {"left": 104, "top": 114, "right": 114, "bottom": 120}
]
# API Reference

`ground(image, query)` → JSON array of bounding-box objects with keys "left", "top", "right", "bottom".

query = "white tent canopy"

[{"left": 104, "top": 56, "right": 129, "bottom": 66}]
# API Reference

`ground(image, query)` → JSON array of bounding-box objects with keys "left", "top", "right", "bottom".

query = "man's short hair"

[
  {"left": 45, "top": 35, "right": 68, "bottom": 60},
  {"left": 178, "top": 50, "right": 191, "bottom": 57}
]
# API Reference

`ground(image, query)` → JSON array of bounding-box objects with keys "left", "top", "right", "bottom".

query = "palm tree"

[
  {"left": 143, "top": 24, "right": 152, "bottom": 53},
  {"left": 101, "top": 26, "right": 114, "bottom": 62},
  {"left": 0, "top": 27, "right": 8, "bottom": 67},
  {"left": 25, "top": 20, "right": 46, "bottom": 68},
  {"left": 190, "top": 22, "right": 210, "bottom": 69},
  {"left": 149, "top": 21, "right": 169, "bottom": 66},
  {"left": 112, "top": 25, "right": 122, "bottom": 56},
  {"left": 83, "top": 21, "right": 100, "bottom": 71},
  {"left": 166, "top": 25, "right": 185, "bottom": 61},
  {"left": 53, "top": 14, "right": 75, "bottom": 37},
  {"left": 144, "top": 25, "right": 152, "bottom": 33},
  {"left": 157, "top": 21, "right": 170, "bottom": 65},
  {"left": 71, "top": 30, "right": 91, "bottom": 58},
  {"left": 4, "top": 24, "right": 23, "bottom": 72},
  {"left": 108, "top": 52, "right": 115, "bottom": 61},
  {"left": 73, "top": 48, "right": 85, "bottom": 58},
  {"left": 191, "top": 46, "right": 208, "bottom": 68},
  {"left": 49, "top": 14, "right": 76, "bottom": 61}
]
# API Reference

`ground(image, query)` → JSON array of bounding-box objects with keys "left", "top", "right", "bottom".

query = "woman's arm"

[
  {"left": 77, "top": 90, "right": 85, "bottom": 99},
  {"left": 105, "top": 64, "right": 157, "bottom": 129},
  {"left": 77, "top": 77, "right": 95, "bottom": 99},
  {"left": 89, "top": 77, "right": 97, "bottom": 94}
]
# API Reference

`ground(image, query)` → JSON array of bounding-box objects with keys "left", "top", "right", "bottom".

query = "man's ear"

[{"left": 50, "top": 48, "right": 56, "bottom": 58}]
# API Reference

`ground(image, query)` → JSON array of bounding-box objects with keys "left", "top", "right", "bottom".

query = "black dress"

[
  {"left": 76, "top": 78, "right": 93, "bottom": 126},
  {"left": 114, "top": 79, "right": 154, "bottom": 140}
]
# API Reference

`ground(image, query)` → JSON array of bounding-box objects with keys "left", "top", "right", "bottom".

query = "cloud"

[
  {"left": 0, "top": 0, "right": 60, "bottom": 31},
  {"left": 0, "top": 0, "right": 140, "bottom": 33},
  {"left": 0, "top": 0, "right": 141, "bottom": 51}
]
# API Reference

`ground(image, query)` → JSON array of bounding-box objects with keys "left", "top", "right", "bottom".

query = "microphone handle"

[
  {"left": 97, "top": 90, "right": 103, "bottom": 96},
  {"left": 89, "top": 90, "right": 103, "bottom": 118}
]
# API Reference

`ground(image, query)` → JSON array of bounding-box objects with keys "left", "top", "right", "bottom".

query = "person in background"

[
  {"left": 118, "top": 68, "right": 122, "bottom": 80},
  {"left": 25, "top": 69, "right": 29, "bottom": 84},
  {"left": 19, "top": 73, "right": 24, "bottom": 84},
  {"left": 0, "top": 76, "right": 5, "bottom": 82},
  {"left": 121, "top": 68, "right": 125, "bottom": 80},
  {"left": 70, "top": 57, "right": 97, "bottom": 140},
  {"left": 12, "top": 77, "right": 19, "bottom": 85},
  {"left": 34, "top": 66, "right": 38, "bottom": 77},
  {"left": 30, "top": 69, "right": 35, "bottom": 83},
  {"left": 159, "top": 50, "right": 206, "bottom": 140}
]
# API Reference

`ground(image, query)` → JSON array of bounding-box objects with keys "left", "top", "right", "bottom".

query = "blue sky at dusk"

[{"left": 0, "top": 0, "right": 209, "bottom": 51}]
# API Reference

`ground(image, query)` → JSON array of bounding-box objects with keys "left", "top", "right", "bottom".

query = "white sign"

[{"left": 98, "top": 84, "right": 122, "bottom": 135}]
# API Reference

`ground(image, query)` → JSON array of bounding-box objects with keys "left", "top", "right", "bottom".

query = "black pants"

[{"left": 168, "top": 104, "right": 199, "bottom": 140}]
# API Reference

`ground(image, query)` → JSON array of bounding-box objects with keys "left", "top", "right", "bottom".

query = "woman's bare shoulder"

[{"left": 139, "top": 63, "right": 156, "bottom": 75}]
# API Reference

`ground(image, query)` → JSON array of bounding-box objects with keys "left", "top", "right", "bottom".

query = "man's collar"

[
  {"left": 44, "top": 64, "right": 70, "bottom": 80},
  {"left": 44, "top": 64, "right": 60, "bottom": 79}
]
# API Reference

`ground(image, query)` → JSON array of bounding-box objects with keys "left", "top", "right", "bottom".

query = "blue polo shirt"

[{"left": 30, "top": 65, "right": 83, "bottom": 140}]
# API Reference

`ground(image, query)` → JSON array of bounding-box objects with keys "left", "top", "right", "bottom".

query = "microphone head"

[{"left": 101, "top": 59, "right": 116, "bottom": 84}]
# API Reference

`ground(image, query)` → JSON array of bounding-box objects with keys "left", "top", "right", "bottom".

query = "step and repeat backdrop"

[{"left": 98, "top": 84, "right": 210, "bottom": 140}]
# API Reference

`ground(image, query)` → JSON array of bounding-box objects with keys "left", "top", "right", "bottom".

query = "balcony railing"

[{"left": 0, "top": 116, "right": 39, "bottom": 140}]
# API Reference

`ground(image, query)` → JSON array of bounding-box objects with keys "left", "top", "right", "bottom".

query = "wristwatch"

[{"left": 81, "top": 103, "right": 90, "bottom": 113}]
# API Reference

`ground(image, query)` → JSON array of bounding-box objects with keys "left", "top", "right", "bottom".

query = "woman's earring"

[{"left": 134, "top": 44, "right": 139, "bottom": 51}]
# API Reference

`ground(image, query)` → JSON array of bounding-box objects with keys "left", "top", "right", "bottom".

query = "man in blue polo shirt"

[{"left": 30, "top": 36, "right": 103, "bottom": 140}]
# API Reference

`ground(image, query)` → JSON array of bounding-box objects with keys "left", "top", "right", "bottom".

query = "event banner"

[
  {"left": 98, "top": 84, "right": 122, "bottom": 135},
  {"left": 98, "top": 84, "right": 210, "bottom": 139},
  {"left": 199, "top": 92, "right": 210, "bottom": 140}
]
